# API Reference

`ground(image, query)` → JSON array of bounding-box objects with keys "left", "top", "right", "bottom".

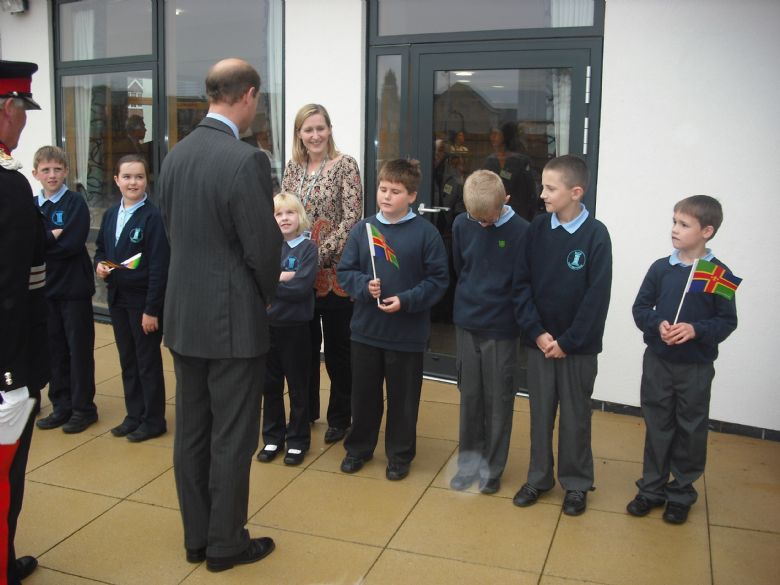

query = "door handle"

[{"left": 418, "top": 203, "right": 442, "bottom": 214}]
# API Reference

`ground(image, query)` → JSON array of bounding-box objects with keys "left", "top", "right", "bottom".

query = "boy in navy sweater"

[
  {"left": 628, "top": 195, "right": 737, "bottom": 524},
  {"left": 32, "top": 146, "right": 97, "bottom": 434},
  {"left": 512, "top": 155, "right": 612, "bottom": 516},
  {"left": 256, "top": 193, "right": 318, "bottom": 466},
  {"left": 449, "top": 170, "right": 529, "bottom": 495},
  {"left": 337, "top": 159, "right": 448, "bottom": 480}
]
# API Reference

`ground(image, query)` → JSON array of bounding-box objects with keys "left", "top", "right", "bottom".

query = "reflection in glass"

[
  {"left": 165, "top": 0, "right": 284, "bottom": 191},
  {"left": 61, "top": 71, "right": 154, "bottom": 308},
  {"left": 378, "top": 0, "right": 594, "bottom": 36},
  {"left": 59, "top": 0, "right": 152, "bottom": 61},
  {"left": 374, "top": 54, "right": 403, "bottom": 211}
]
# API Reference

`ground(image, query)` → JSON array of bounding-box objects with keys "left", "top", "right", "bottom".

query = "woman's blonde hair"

[
  {"left": 273, "top": 192, "right": 312, "bottom": 235},
  {"left": 291, "top": 103, "right": 339, "bottom": 164}
]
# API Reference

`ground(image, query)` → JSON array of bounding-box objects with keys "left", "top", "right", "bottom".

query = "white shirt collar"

[
  {"left": 37, "top": 184, "right": 68, "bottom": 206},
  {"left": 377, "top": 209, "right": 417, "bottom": 225},
  {"left": 206, "top": 112, "right": 239, "bottom": 139},
  {"left": 286, "top": 234, "right": 307, "bottom": 248},
  {"left": 551, "top": 203, "right": 589, "bottom": 234},
  {"left": 669, "top": 248, "right": 714, "bottom": 266}
]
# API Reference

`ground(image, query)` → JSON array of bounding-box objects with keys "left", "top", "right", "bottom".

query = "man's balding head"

[{"left": 205, "top": 58, "right": 261, "bottom": 105}]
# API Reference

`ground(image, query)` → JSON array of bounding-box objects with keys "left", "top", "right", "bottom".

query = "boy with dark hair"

[
  {"left": 512, "top": 154, "right": 612, "bottom": 516},
  {"left": 32, "top": 145, "right": 98, "bottom": 434},
  {"left": 449, "top": 170, "right": 529, "bottom": 495},
  {"left": 337, "top": 158, "right": 448, "bottom": 481},
  {"left": 628, "top": 195, "right": 738, "bottom": 524}
]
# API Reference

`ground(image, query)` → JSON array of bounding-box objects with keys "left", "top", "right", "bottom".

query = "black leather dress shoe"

[
  {"left": 479, "top": 477, "right": 501, "bottom": 494},
  {"left": 15, "top": 555, "right": 37, "bottom": 580},
  {"left": 206, "top": 537, "right": 275, "bottom": 572},
  {"left": 663, "top": 501, "right": 690, "bottom": 524},
  {"left": 449, "top": 472, "right": 477, "bottom": 491},
  {"left": 563, "top": 490, "right": 588, "bottom": 516},
  {"left": 126, "top": 427, "right": 166, "bottom": 443},
  {"left": 62, "top": 412, "right": 98, "bottom": 434},
  {"left": 513, "top": 483, "right": 548, "bottom": 507},
  {"left": 36, "top": 411, "right": 71, "bottom": 430},
  {"left": 186, "top": 548, "right": 206, "bottom": 563},
  {"left": 627, "top": 494, "right": 664, "bottom": 517},
  {"left": 110, "top": 421, "right": 139, "bottom": 437},
  {"left": 324, "top": 426, "right": 347, "bottom": 444}
]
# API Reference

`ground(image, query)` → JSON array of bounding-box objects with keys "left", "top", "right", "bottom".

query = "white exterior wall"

[
  {"left": 284, "top": 0, "right": 366, "bottom": 170},
  {"left": 597, "top": 0, "right": 780, "bottom": 430},
  {"left": 0, "top": 1, "right": 56, "bottom": 186},
  {"left": 2, "top": 0, "right": 778, "bottom": 431}
]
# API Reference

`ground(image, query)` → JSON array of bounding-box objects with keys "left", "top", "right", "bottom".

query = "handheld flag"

[
  {"left": 367, "top": 224, "right": 399, "bottom": 268},
  {"left": 673, "top": 258, "right": 741, "bottom": 323},
  {"left": 101, "top": 252, "right": 143, "bottom": 272}
]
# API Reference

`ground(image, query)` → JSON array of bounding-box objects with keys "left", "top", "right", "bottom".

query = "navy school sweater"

[
  {"left": 452, "top": 211, "right": 530, "bottom": 339},
  {"left": 94, "top": 200, "right": 169, "bottom": 317},
  {"left": 632, "top": 256, "right": 738, "bottom": 364},
  {"left": 37, "top": 189, "right": 95, "bottom": 300},
  {"left": 337, "top": 215, "right": 449, "bottom": 352},
  {"left": 514, "top": 213, "right": 612, "bottom": 354},
  {"left": 267, "top": 237, "right": 317, "bottom": 326}
]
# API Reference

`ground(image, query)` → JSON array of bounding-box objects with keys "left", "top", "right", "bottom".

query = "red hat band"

[{"left": 0, "top": 77, "right": 32, "bottom": 97}]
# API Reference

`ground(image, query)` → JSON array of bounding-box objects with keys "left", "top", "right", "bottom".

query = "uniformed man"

[{"left": 0, "top": 60, "right": 48, "bottom": 584}]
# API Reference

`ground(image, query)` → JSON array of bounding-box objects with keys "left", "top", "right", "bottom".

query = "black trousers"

[
  {"left": 344, "top": 341, "right": 423, "bottom": 465},
  {"left": 262, "top": 324, "right": 311, "bottom": 451},
  {"left": 46, "top": 297, "right": 96, "bottom": 416},
  {"left": 110, "top": 305, "right": 167, "bottom": 434},
  {"left": 636, "top": 349, "right": 715, "bottom": 506},
  {"left": 308, "top": 293, "right": 353, "bottom": 428},
  {"left": 5, "top": 413, "right": 34, "bottom": 585}
]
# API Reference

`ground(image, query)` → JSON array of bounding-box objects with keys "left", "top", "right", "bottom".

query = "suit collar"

[{"left": 202, "top": 114, "right": 239, "bottom": 139}]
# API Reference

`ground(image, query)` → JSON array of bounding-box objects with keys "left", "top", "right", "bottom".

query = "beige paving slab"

[
  {"left": 540, "top": 577, "right": 611, "bottom": 585},
  {"left": 416, "top": 400, "right": 460, "bottom": 442},
  {"left": 545, "top": 510, "right": 711, "bottom": 585},
  {"left": 389, "top": 488, "right": 560, "bottom": 574},
  {"left": 250, "top": 469, "right": 425, "bottom": 546},
  {"left": 706, "top": 431, "right": 780, "bottom": 532},
  {"left": 365, "top": 549, "right": 539, "bottom": 585},
  {"left": 310, "top": 432, "right": 457, "bottom": 486},
  {"left": 25, "top": 567, "right": 107, "bottom": 585},
  {"left": 94, "top": 373, "right": 124, "bottom": 398},
  {"left": 180, "top": 528, "right": 380, "bottom": 585},
  {"left": 420, "top": 378, "right": 459, "bottom": 405},
  {"left": 39, "top": 501, "right": 192, "bottom": 585},
  {"left": 710, "top": 525, "right": 780, "bottom": 585},
  {"left": 16, "top": 481, "right": 119, "bottom": 558},
  {"left": 26, "top": 426, "right": 95, "bottom": 473},
  {"left": 27, "top": 435, "right": 172, "bottom": 498},
  {"left": 590, "top": 410, "right": 645, "bottom": 463},
  {"left": 93, "top": 344, "right": 121, "bottom": 384}
]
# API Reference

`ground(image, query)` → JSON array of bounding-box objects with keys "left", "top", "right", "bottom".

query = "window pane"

[
  {"left": 375, "top": 55, "right": 403, "bottom": 184},
  {"left": 59, "top": 0, "right": 153, "bottom": 61},
  {"left": 165, "top": 0, "right": 284, "bottom": 190},
  {"left": 61, "top": 71, "right": 154, "bottom": 308},
  {"left": 378, "top": 0, "right": 594, "bottom": 36}
]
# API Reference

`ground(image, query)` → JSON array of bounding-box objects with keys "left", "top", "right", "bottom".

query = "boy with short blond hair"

[
  {"left": 512, "top": 154, "right": 612, "bottom": 515},
  {"left": 337, "top": 159, "right": 448, "bottom": 480},
  {"left": 32, "top": 145, "right": 97, "bottom": 434},
  {"left": 449, "top": 170, "right": 529, "bottom": 495},
  {"left": 628, "top": 195, "right": 737, "bottom": 524}
]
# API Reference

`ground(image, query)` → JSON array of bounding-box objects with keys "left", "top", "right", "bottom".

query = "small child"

[
  {"left": 32, "top": 146, "right": 98, "bottom": 434},
  {"left": 95, "top": 154, "right": 169, "bottom": 442},
  {"left": 512, "top": 154, "right": 612, "bottom": 516},
  {"left": 628, "top": 195, "right": 737, "bottom": 524},
  {"left": 449, "top": 170, "right": 529, "bottom": 495},
  {"left": 256, "top": 192, "right": 318, "bottom": 466},
  {"left": 337, "top": 159, "right": 449, "bottom": 480}
]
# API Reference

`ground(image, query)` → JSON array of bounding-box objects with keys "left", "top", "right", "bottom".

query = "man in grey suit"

[{"left": 158, "top": 58, "right": 282, "bottom": 573}]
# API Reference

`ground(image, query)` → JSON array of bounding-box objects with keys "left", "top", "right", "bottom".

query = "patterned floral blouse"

[{"left": 281, "top": 154, "right": 363, "bottom": 297}]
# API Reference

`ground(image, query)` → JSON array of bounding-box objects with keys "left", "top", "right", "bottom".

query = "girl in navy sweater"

[
  {"left": 256, "top": 193, "right": 318, "bottom": 466},
  {"left": 95, "top": 155, "right": 169, "bottom": 442}
]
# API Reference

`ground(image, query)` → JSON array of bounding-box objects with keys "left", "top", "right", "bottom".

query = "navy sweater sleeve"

[
  {"left": 337, "top": 220, "right": 374, "bottom": 304},
  {"left": 43, "top": 191, "right": 90, "bottom": 260},
  {"left": 395, "top": 224, "right": 449, "bottom": 313},
  {"left": 633, "top": 257, "right": 737, "bottom": 363},
  {"left": 513, "top": 216, "right": 546, "bottom": 342},
  {"left": 274, "top": 239, "right": 318, "bottom": 303}
]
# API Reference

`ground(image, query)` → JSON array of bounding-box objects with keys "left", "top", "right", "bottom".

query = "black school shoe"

[
  {"left": 324, "top": 426, "right": 348, "bottom": 444},
  {"left": 256, "top": 444, "right": 280, "bottom": 463},
  {"left": 36, "top": 410, "right": 71, "bottom": 430},
  {"left": 449, "top": 472, "right": 477, "bottom": 491},
  {"left": 663, "top": 502, "right": 691, "bottom": 524},
  {"left": 562, "top": 490, "right": 588, "bottom": 516},
  {"left": 283, "top": 448, "right": 306, "bottom": 466},
  {"left": 111, "top": 420, "right": 139, "bottom": 437},
  {"left": 62, "top": 412, "right": 98, "bottom": 434},
  {"left": 479, "top": 477, "right": 501, "bottom": 494},
  {"left": 206, "top": 537, "right": 275, "bottom": 573},
  {"left": 386, "top": 462, "right": 410, "bottom": 481},
  {"left": 513, "top": 483, "right": 548, "bottom": 507},
  {"left": 627, "top": 494, "right": 665, "bottom": 517},
  {"left": 340, "top": 454, "right": 371, "bottom": 474},
  {"left": 15, "top": 555, "right": 37, "bottom": 580}
]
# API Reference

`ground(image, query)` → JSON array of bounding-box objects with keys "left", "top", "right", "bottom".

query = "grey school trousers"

[
  {"left": 636, "top": 348, "right": 715, "bottom": 506},
  {"left": 526, "top": 349, "right": 597, "bottom": 492},
  {"left": 455, "top": 328, "right": 519, "bottom": 480}
]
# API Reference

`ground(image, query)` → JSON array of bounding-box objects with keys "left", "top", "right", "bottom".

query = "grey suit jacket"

[{"left": 158, "top": 117, "right": 282, "bottom": 359}]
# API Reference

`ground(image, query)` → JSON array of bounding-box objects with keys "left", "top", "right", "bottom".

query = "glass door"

[{"left": 413, "top": 45, "right": 595, "bottom": 382}]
